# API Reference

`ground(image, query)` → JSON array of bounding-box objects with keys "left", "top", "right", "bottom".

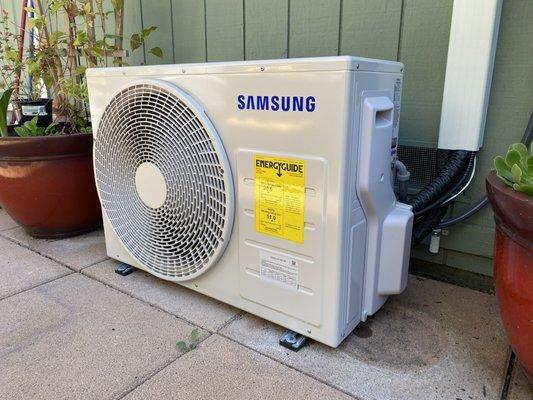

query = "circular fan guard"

[{"left": 94, "top": 81, "right": 234, "bottom": 280}]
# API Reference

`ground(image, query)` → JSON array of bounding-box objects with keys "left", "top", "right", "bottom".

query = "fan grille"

[{"left": 94, "top": 82, "right": 233, "bottom": 280}]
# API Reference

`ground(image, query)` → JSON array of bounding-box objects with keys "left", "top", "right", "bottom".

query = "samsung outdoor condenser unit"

[{"left": 86, "top": 56, "right": 413, "bottom": 347}]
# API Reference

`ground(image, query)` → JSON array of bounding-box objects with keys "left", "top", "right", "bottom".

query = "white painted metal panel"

[{"left": 438, "top": 0, "right": 503, "bottom": 151}]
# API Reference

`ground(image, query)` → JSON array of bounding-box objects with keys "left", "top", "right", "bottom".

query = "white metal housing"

[
  {"left": 87, "top": 56, "right": 413, "bottom": 347},
  {"left": 438, "top": 0, "right": 503, "bottom": 151}
]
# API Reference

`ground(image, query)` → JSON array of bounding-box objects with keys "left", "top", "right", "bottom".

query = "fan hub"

[{"left": 135, "top": 162, "right": 167, "bottom": 209}]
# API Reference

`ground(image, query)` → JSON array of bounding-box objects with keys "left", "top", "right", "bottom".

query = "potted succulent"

[
  {"left": 0, "top": 0, "right": 162, "bottom": 238},
  {"left": 487, "top": 142, "right": 533, "bottom": 379}
]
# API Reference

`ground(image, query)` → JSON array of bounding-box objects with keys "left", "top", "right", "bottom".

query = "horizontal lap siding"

[
  {"left": 141, "top": 0, "right": 174, "bottom": 64},
  {"left": 172, "top": 0, "right": 206, "bottom": 63},
  {"left": 340, "top": 0, "right": 402, "bottom": 60},
  {"left": 206, "top": 0, "right": 244, "bottom": 61},
  {"left": 245, "top": 0, "right": 288, "bottom": 60}
]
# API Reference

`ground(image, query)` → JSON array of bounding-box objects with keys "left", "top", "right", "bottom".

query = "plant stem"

[{"left": 113, "top": 1, "right": 124, "bottom": 66}]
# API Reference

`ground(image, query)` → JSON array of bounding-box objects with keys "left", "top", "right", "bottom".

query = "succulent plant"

[{"left": 494, "top": 143, "right": 533, "bottom": 196}]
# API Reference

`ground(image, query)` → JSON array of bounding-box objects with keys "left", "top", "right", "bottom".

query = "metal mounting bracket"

[
  {"left": 279, "top": 330, "right": 308, "bottom": 352},
  {"left": 115, "top": 263, "right": 134, "bottom": 276}
]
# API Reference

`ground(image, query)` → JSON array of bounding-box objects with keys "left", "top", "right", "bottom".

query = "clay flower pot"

[
  {"left": 0, "top": 133, "right": 102, "bottom": 238},
  {"left": 486, "top": 170, "right": 533, "bottom": 379}
]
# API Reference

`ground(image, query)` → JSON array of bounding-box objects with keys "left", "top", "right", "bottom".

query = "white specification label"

[
  {"left": 21, "top": 105, "right": 48, "bottom": 116},
  {"left": 259, "top": 250, "right": 298, "bottom": 290}
]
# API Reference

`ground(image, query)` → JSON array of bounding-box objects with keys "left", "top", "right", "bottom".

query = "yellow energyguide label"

[{"left": 254, "top": 155, "right": 305, "bottom": 243}]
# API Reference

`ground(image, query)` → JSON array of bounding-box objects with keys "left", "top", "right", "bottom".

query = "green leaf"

[
  {"left": 511, "top": 163, "right": 523, "bottom": 183},
  {"left": 0, "top": 87, "right": 14, "bottom": 138},
  {"left": 45, "top": 123, "right": 59, "bottom": 135},
  {"left": 527, "top": 156, "right": 533, "bottom": 174},
  {"left": 15, "top": 117, "right": 45, "bottom": 137},
  {"left": 73, "top": 31, "right": 88, "bottom": 46},
  {"left": 190, "top": 328, "right": 199, "bottom": 342},
  {"left": 494, "top": 156, "right": 514, "bottom": 182},
  {"left": 24, "top": 6, "right": 39, "bottom": 15},
  {"left": 505, "top": 149, "right": 521, "bottom": 168},
  {"left": 130, "top": 33, "right": 142, "bottom": 51},
  {"left": 75, "top": 66, "right": 87, "bottom": 76},
  {"left": 148, "top": 47, "right": 163, "bottom": 58},
  {"left": 510, "top": 143, "right": 528, "bottom": 161},
  {"left": 14, "top": 126, "right": 29, "bottom": 137},
  {"left": 176, "top": 341, "right": 187, "bottom": 352},
  {"left": 142, "top": 26, "right": 157, "bottom": 38},
  {"left": 514, "top": 183, "right": 533, "bottom": 196}
]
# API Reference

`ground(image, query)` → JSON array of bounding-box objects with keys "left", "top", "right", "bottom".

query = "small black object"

[
  {"left": 115, "top": 263, "right": 134, "bottom": 276},
  {"left": 279, "top": 330, "right": 308, "bottom": 352}
]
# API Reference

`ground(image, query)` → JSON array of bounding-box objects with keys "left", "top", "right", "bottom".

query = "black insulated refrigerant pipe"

[
  {"left": 408, "top": 150, "right": 473, "bottom": 214},
  {"left": 413, "top": 151, "right": 476, "bottom": 218},
  {"left": 408, "top": 149, "right": 474, "bottom": 246}
]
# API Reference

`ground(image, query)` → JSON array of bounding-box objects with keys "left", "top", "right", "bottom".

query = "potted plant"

[
  {"left": 0, "top": 8, "right": 51, "bottom": 127},
  {"left": 487, "top": 142, "right": 533, "bottom": 379},
  {"left": 0, "top": 0, "right": 162, "bottom": 238}
]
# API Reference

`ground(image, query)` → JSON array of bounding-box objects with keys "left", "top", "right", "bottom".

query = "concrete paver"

[
  {"left": 508, "top": 359, "right": 533, "bottom": 400},
  {"left": 0, "top": 236, "right": 71, "bottom": 299},
  {"left": 221, "top": 276, "right": 508, "bottom": 400},
  {"left": 124, "top": 334, "right": 352, "bottom": 400},
  {"left": 0, "top": 273, "right": 209, "bottom": 400},
  {"left": 84, "top": 259, "right": 241, "bottom": 332},
  {"left": 0, "top": 209, "right": 18, "bottom": 231},
  {"left": 0, "top": 224, "right": 513, "bottom": 400},
  {"left": 1, "top": 227, "right": 108, "bottom": 271}
]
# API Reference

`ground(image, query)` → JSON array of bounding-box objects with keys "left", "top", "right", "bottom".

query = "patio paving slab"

[
  {"left": 0, "top": 236, "right": 71, "bottom": 300},
  {"left": 0, "top": 273, "right": 209, "bottom": 400},
  {"left": 1, "top": 227, "right": 108, "bottom": 271},
  {"left": 0, "top": 209, "right": 18, "bottom": 231},
  {"left": 221, "top": 276, "right": 508, "bottom": 400},
  {"left": 508, "top": 360, "right": 533, "bottom": 400},
  {"left": 84, "top": 259, "right": 241, "bottom": 332},
  {"left": 124, "top": 334, "right": 351, "bottom": 400}
]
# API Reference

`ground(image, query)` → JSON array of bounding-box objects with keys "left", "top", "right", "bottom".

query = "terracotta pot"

[
  {"left": 486, "top": 171, "right": 533, "bottom": 379},
  {"left": 0, "top": 133, "right": 102, "bottom": 238}
]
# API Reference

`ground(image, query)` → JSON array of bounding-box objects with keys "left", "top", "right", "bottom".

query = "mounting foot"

[
  {"left": 115, "top": 263, "right": 134, "bottom": 276},
  {"left": 279, "top": 330, "right": 308, "bottom": 352}
]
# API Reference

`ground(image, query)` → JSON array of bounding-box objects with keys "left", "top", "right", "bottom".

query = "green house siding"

[{"left": 2, "top": 0, "right": 531, "bottom": 276}]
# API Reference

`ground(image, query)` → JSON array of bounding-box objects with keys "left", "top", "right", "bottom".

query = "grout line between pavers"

[
  {"left": 0, "top": 271, "right": 75, "bottom": 302},
  {"left": 78, "top": 256, "right": 111, "bottom": 271},
  {"left": 499, "top": 349, "right": 515, "bottom": 400},
  {"left": 77, "top": 271, "right": 355, "bottom": 398},
  {"left": 115, "top": 332, "right": 214, "bottom": 400},
  {"left": 79, "top": 269, "right": 217, "bottom": 334},
  {"left": 0, "top": 231, "right": 110, "bottom": 273},
  {"left": 215, "top": 330, "right": 360, "bottom": 400},
  {"left": 215, "top": 310, "right": 245, "bottom": 333},
  {"left": 79, "top": 270, "right": 357, "bottom": 398}
]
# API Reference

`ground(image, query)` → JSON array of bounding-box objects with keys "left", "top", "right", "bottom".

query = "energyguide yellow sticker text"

[{"left": 254, "top": 155, "right": 305, "bottom": 243}]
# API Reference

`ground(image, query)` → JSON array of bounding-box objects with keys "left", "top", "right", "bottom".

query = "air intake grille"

[{"left": 94, "top": 81, "right": 234, "bottom": 280}]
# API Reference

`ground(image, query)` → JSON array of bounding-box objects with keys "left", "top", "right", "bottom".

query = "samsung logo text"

[{"left": 237, "top": 95, "right": 316, "bottom": 112}]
